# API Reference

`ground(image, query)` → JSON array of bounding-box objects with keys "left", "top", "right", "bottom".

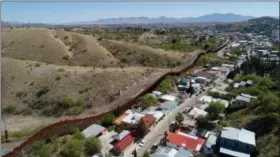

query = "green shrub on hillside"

[
  {"left": 58, "top": 97, "right": 73, "bottom": 109},
  {"left": 36, "top": 87, "right": 49, "bottom": 97},
  {"left": 137, "top": 94, "right": 159, "bottom": 109},
  {"left": 102, "top": 114, "right": 116, "bottom": 127},
  {"left": 60, "top": 139, "right": 84, "bottom": 157}
]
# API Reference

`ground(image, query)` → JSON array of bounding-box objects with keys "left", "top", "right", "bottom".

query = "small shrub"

[
  {"left": 40, "top": 45, "right": 44, "bottom": 48},
  {"left": 54, "top": 35, "right": 58, "bottom": 38},
  {"left": 18, "top": 108, "right": 32, "bottom": 116},
  {"left": 3, "top": 106, "right": 16, "bottom": 114},
  {"left": 79, "top": 87, "right": 92, "bottom": 94},
  {"left": 29, "top": 81, "right": 34, "bottom": 86},
  {"left": 34, "top": 63, "right": 41, "bottom": 67},
  {"left": 58, "top": 68, "right": 65, "bottom": 72},
  {"left": 63, "top": 36, "right": 69, "bottom": 40},
  {"left": 60, "top": 139, "right": 84, "bottom": 157},
  {"left": 58, "top": 97, "right": 73, "bottom": 109},
  {"left": 55, "top": 76, "right": 61, "bottom": 80},
  {"left": 62, "top": 55, "right": 70, "bottom": 61},
  {"left": 75, "top": 98, "right": 85, "bottom": 107},
  {"left": 65, "top": 106, "right": 83, "bottom": 116},
  {"left": 82, "top": 49, "right": 87, "bottom": 52},
  {"left": 102, "top": 114, "right": 116, "bottom": 127},
  {"left": 15, "top": 91, "right": 27, "bottom": 98},
  {"left": 36, "top": 87, "right": 49, "bottom": 97}
]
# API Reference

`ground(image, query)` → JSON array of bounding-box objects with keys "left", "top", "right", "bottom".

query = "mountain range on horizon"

[{"left": 2, "top": 13, "right": 278, "bottom": 27}]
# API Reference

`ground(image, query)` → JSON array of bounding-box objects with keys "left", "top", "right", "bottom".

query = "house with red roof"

[
  {"left": 166, "top": 131, "right": 205, "bottom": 152},
  {"left": 141, "top": 114, "right": 157, "bottom": 129},
  {"left": 113, "top": 133, "right": 135, "bottom": 155}
]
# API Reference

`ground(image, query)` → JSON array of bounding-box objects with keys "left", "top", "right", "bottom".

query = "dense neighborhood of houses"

[{"left": 76, "top": 57, "right": 264, "bottom": 157}]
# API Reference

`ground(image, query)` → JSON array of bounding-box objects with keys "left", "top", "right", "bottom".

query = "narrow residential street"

[{"left": 123, "top": 91, "right": 207, "bottom": 157}]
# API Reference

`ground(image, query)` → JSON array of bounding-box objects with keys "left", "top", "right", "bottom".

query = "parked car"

[
  {"left": 135, "top": 145, "right": 141, "bottom": 151},
  {"left": 139, "top": 139, "right": 146, "bottom": 147}
]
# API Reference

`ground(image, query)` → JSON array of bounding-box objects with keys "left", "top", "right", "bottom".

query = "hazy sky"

[{"left": 1, "top": 2, "right": 279, "bottom": 24}]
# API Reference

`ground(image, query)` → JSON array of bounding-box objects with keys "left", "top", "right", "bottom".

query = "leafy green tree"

[
  {"left": 143, "top": 151, "right": 150, "bottom": 157},
  {"left": 137, "top": 94, "right": 158, "bottom": 109},
  {"left": 85, "top": 137, "right": 102, "bottom": 155},
  {"left": 138, "top": 118, "right": 148, "bottom": 138},
  {"left": 175, "top": 113, "right": 184, "bottom": 125},
  {"left": 60, "top": 139, "right": 84, "bottom": 157},
  {"left": 72, "top": 129, "right": 85, "bottom": 140},
  {"left": 25, "top": 141, "right": 52, "bottom": 157},
  {"left": 207, "top": 102, "right": 225, "bottom": 116},
  {"left": 102, "top": 114, "right": 116, "bottom": 127}
]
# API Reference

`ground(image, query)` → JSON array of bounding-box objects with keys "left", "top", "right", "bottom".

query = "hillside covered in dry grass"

[{"left": 1, "top": 28, "right": 195, "bottom": 133}]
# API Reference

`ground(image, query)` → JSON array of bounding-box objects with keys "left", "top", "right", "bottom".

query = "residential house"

[
  {"left": 151, "top": 147, "right": 192, "bottom": 157},
  {"left": 217, "top": 127, "right": 256, "bottom": 157},
  {"left": 146, "top": 111, "right": 165, "bottom": 122},
  {"left": 188, "top": 107, "right": 208, "bottom": 119},
  {"left": 121, "top": 112, "right": 145, "bottom": 129},
  {"left": 113, "top": 133, "right": 135, "bottom": 155},
  {"left": 166, "top": 131, "right": 205, "bottom": 152},
  {"left": 82, "top": 124, "right": 105, "bottom": 138},
  {"left": 141, "top": 114, "right": 157, "bottom": 129},
  {"left": 114, "top": 113, "right": 129, "bottom": 125},
  {"left": 203, "top": 133, "right": 218, "bottom": 155},
  {"left": 199, "top": 96, "right": 229, "bottom": 108},
  {"left": 112, "top": 130, "right": 130, "bottom": 141},
  {"left": 229, "top": 94, "right": 252, "bottom": 109}
]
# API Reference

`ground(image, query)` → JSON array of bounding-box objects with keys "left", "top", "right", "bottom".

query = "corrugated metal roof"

[
  {"left": 236, "top": 95, "right": 251, "bottom": 103},
  {"left": 151, "top": 147, "right": 178, "bottom": 157},
  {"left": 174, "top": 147, "right": 192, "bottom": 157},
  {"left": 113, "top": 130, "right": 130, "bottom": 141},
  {"left": 221, "top": 127, "right": 256, "bottom": 146},
  {"left": 220, "top": 147, "right": 250, "bottom": 157},
  {"left": 82, "top": 124, "right": 105, "bottom": 138}
]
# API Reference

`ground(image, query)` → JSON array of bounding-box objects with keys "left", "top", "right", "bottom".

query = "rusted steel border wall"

[{"left": 3, "top": 40, "right": 229, "bottom": 157}]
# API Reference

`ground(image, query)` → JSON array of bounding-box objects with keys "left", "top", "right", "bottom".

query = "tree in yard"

[
  {"left": 60, "top": 139, "right": 84, "bottom": 157},
  {"left": 85, "top": 137, "right": 102, "bottom": 155},
  {"left": 138, "top": 118, "right": 148, "bottom": 138},
  {"left": 143, "top": 151, "right": 150, "bottom": 157},
  {"left": 206, "top": 102, "right": 225, "bottom": 116},
  {"left": 137, "top": 94, "right": 158, "bottom": 109},
  {"left": 175, "top": 113, "right": 184, "bottom": 125},
  {"left": 102, "top": 114, "right": 116, "bottom": 127}
]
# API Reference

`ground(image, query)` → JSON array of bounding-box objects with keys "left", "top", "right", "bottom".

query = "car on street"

[
  {"left": 136, "top": 145, "right": 141, "bottom": 151},
  {"left": 139, "top": 139, "right": 146, "bottom": 147}
]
